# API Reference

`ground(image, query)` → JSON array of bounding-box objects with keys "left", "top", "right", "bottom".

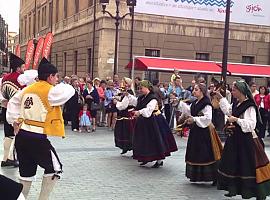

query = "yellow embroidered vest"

[{"left": 19, "top": 81, "right": 65, "bottom": 137}]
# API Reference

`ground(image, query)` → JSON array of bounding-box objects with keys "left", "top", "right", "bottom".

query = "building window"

[
  {"left": 242, "top": 56, "right": 255, "bottom": 84},
  {"left": 24, "top": 16, "right": 27, "bottom": 39},
  {"left": 64, "top": 0, "right": 68, "bottom": 18},
  {"left": 242, "top": 56, "right": 255, "bottom": 64},
  {"left": 42, "top": 6, "right": 47, "bottom": 27},
  {"left": 63, "top": 52, "right": 67, "bottom": 76},
  {"left": 49, "top": 2, "right": 53, "bottom": 27},
  {"left": 145, "top": 49, "right": 160, "bottom": 57},
  {"left": 56, "top": 0, "right": 59, "bottom": 22},
  {"left": 20, "top": 19, "right": 23, "bottom": 40},
  {"left": 74, "top": 51, "right": 78, "bottom": 74},
  {"left": 28, "top": 14, "right": 31, "bottom": 37},
  {"left": 144, "top": 49, "right": 160, "bottom": 82},
  {"left": 196, "top": 53, "right": 210, "bottom": 61},
  {"left": 88, "top": 0, "right": 93, "bottom": 7},
  {"left": 37, "top": 10, "right": 40, "bottom": 32},
  {"left": 87, "top": 48, "right": 92, "bottom": 74},
  {"left": 195, "top": 53, "right": 209, "bottom": 83},
  {"left": 55, "top": 54, "right": 58, "bottom": 67},
  {"left": 75, "top": 0, "right": 79, "bottom": 13}
]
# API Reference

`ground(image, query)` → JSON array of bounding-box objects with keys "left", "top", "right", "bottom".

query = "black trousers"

[
  {"left": 2, "top": 107, "right": 14, "bottom": 138},
  {"left": 70, "top": 105, "right": 80, "bottom": 130},
  {"left": 164, "top": 104, "right": 171, "bottom": 124},
  {"left": 71, "top": 110, "right": 80, "bottom": 130},
  {"left": 15, "top": 130, "right": 62, "bottom": 178},
  {"left": 259, "top": 108, "right": 268, "bottom": 138},
  {"left": 0, "top": 175, "right": 23, "bottom": 200}
]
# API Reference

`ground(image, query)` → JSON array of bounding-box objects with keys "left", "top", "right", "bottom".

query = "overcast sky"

[{"left": 0, "top": 0, "right": 20, "bottom": 33}]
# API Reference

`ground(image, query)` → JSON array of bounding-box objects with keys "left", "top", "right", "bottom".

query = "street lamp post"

[
  {"left": 100, "top": 0, "right": 136, "bottom": 75},
  {"left": 221, "top": 0, "right": 231, "bottom": 86},
  {"left": 32, "top": 38, "right": 38, "bottom": 68},
  {"left": 129, "top": 2, "right": 135, "bottom": 78}
]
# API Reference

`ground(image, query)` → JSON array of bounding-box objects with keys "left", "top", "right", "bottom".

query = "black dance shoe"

[
  {"left": 1, "top": 159, "right": 19, "bottom": 167},
  {"left": 120, "top": 149, "right": 128, "bottom": 155},
  {"left": 224, "top": 192, "right": 233, "bottom": 197},
  {"left": 211, "top": 180, "right": 217, "bottom": 186},
  {"left": 140, "top": 162, "right": 148, "bottom": 166},
  {"left": 151, "top": 161, "right": 163, "bottom": 168}
]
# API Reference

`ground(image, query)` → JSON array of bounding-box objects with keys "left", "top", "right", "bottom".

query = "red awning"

[
  {"left": 127, "top": 57, "right": 221, "bottom": 74},
  {"left": 226, "top": 63, "right": 270, "bottom": 77},
  {"left": 126, "top": 57, "right": 270, "bottom": 77}
]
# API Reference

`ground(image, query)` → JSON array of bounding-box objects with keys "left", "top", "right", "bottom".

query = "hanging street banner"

[
  {"left": 135, "top": 0, "right": 270, "bottom": 26},
  {"left": 33, "top": 37, "right": 45, "bottom": 69},
  {"left": 24, "top": 39, "right": 35, "bottom": 70},
  {"left": 42, "top": 32, "right": 53, "bottom": 59},
  {"left": 15, "top": 44, "right": 21, "bottom": 58}
]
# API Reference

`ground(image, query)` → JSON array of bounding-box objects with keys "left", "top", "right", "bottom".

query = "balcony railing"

[{"left": 54, "top": 7, "right": 95, "bottom": 32}]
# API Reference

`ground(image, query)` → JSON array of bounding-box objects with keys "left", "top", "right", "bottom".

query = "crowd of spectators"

[{"left": 49, "top": 70, "right": 270, "bottom": 139}]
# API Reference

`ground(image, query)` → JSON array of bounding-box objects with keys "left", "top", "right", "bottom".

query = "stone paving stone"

[{"left": 0, "top": 125, "right": 269, "bottom": 199}]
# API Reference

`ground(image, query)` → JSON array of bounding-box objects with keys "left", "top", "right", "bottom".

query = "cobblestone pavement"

[{"left": 1, "top": 125, "right": 270, "bottom": 200}]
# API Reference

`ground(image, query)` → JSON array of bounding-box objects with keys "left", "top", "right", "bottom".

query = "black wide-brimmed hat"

[
  {"left": 38, "top": 57, "right": 58, "bottom": 76},
  {"left": 9, "top": 52, "right": 25, "bottom": 71}
]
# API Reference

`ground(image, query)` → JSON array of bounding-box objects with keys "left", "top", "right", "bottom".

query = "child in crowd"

[{"left": 79, "top": 104, "right": 92, "bottom": 132}]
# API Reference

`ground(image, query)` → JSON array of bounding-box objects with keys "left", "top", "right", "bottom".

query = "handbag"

[{"left": 91, "top": 102, "right": 101, "bottom": 111}]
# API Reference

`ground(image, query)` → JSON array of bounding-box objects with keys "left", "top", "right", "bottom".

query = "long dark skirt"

[
  {"left": 217, "top": 130, "right": 270, "bottom": 199},
  {"left": 185, "top": 125, "right": 218, "bottom": 182},
  {"left": 114, "top": 116, "right": 135, "bottom": 152},
  {"left": 133, "top": 115, "right": 167, "bottom": 163},
  {"left": 154, "top": 114, "right": 178, "bottom": 155}
]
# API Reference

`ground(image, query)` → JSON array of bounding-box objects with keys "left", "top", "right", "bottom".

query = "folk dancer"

[
  {"left": 131, "top": 80, "right": 177, "bottom": 168},
  {"left": 216, "top": 80, "right": 270, "bottom": 200},
  {"left": 6, "top": 58, "right": 75, "bottom": 199},
  {"left": 114, "top": 77, "right": 136, "bottom": 155},
  {"left": 1, "top": 53, "right": 25, "bottom": 167},
  {"left": 178, "top": 83, "right": 222, "bottom": 185}
]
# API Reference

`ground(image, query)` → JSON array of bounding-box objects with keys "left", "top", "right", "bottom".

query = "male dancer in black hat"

[
  {"left": 1, "top": 52, "right": 25, "bottom": 167},
  {"left": 7, "top": 57, "right": 74, "bottom": 199}
]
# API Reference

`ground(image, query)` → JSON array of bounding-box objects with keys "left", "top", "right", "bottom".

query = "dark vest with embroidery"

[
  {"left": 1, "top": 72, "right": 23, "bottom": 100},
  {"left": 136, "top": 92, "right": 157, "bottom": 111},
  {"left": 191, "top": 96, "right": 212, "bottom": 118},
  {"left": 232, "top": 99, "right": 261, "bottom": 134}
]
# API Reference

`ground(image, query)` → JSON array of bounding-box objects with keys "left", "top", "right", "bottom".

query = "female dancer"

[
  {"left": 216, "top": 80, "right": 270, "bottom": 200},
  {"left": 131, "top": 80, "right": 177, "bottom": 168},
  {"left": 178, "top": 83, "right": 221, "bottom": 184},
  {"left": 114, "top": 77, "right": 136, "bottom": 154}
]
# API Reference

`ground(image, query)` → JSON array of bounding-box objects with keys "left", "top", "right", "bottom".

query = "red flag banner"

[
  {"left": 33, "top": 37, "right": 45, "bottom": 69},
  {"left": 24, "top": 39, "right": 35, "bottom": 70},
  {"left": 15, "top": 44, "right": 21, "bottom": 57},
  {"left": 42, "top": 32, "right": 53, "bottom": 59}
]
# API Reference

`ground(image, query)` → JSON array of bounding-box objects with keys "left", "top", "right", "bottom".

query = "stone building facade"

[
  {"left": 8, "top": 32, "right": 18, "bottom": 53},
  {"left": 19, "top": 0, "right": 270, "bottom": 84},
  {"left": 0, "top": 14, "right": 8, "bottom": 71}
]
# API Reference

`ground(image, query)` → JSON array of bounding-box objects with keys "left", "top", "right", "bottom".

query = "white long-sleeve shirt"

[
  {"left": 178, "top": 101, "right": 212, "bottom": 128},
  {"left": 17, "top": 70, "right": 38, "bottom": 86},
  {"left": 126, "top": 94, "right": 158, "bottom": 118},
  {"left": 7, "top": 83, "right": 75, "bottom": 125},
  {"left": 116, "top": 94, "right": 136, "bottom": 111},
  {"left": 219, "top": 97, "right": 257, "bottom": 136}
]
